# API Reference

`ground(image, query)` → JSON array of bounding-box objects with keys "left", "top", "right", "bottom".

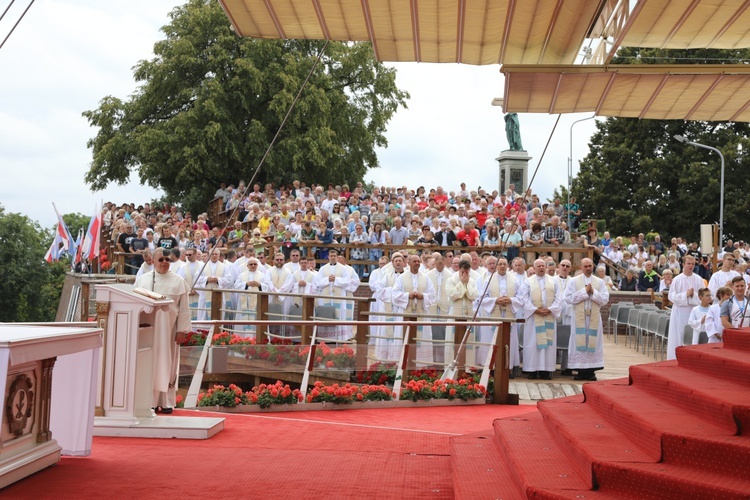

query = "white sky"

[{"left": 0, "top": 0, "right": 598, "bottom": 228}]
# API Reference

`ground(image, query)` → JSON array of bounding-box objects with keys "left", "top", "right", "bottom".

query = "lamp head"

[{"left": 673, "top": 134, "right": 687, "bottom": 143}]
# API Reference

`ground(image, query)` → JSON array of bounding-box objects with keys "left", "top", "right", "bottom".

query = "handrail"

[{"left": 194, "top": 288, "right": 374, "bottom": 302}]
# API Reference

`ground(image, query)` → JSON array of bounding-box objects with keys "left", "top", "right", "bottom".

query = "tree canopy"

[
  {"left": 0, "top": 205, "right": 66, "bottom": 322},
  {"left": 573, "top": 47, "right": 750, "bottom": 241},
  {"left": 84, "top": 0, "right": 409, "bottom": 214}
]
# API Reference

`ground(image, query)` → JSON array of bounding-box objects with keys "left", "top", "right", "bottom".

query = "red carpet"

[
  {"left": 3, "top": 405, "right": 532, "bottom": 499},
  {"left": 451, "top": 328, "right": 750, "bottom": 499}
]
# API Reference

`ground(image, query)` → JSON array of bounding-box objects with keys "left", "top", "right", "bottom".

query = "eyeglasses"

[{"left": 157, "top": 257, "right": 170, "bottom": 263}]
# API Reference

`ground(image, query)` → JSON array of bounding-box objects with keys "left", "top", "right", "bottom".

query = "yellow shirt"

[{"left": 257, "top": 217, "right": 271, "bottom": 235}]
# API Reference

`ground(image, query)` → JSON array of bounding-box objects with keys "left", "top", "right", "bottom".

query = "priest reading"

[{"left": 134, "top": 247, "right": 192, "bottom": 413}]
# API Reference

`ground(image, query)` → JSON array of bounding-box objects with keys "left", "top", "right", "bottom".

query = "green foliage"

[
  {"left": 62, "top": 212, "right": 91, "bottom": 240},
  {"left": 573, "top": 47, "right": 750, "bottom": 242},
  {"left": 83, "top": 0, "right": 409, "bottom": 216},
  {"left": 0, "top": 205, "right": 67, "bottom": 322}
]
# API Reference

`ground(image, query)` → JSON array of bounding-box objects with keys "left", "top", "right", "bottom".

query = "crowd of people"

[{"left": 100, "top": 179, "right": 750, "bottom": 384}]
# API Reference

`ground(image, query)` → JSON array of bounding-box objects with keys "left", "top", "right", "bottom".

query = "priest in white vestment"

[
  {"left": 312, "top": 249, "right": 357, "bottom": 341},
  {"left": 135, "top": 250, "right": 154, "bottom": 279},
  {"left": 133, "top": 248, "right": 191, "bottom": 413},
  {"left": 667, "top": 256, "right": 705, "bottom": 360},
  {"left": 182, "top": 249, "right": 204, "bottom": 321},
  {"left": 521, "top": 259, "right": 562, "bottom": 379},
  {"left": 426, "top": 254, "right": 453, "bottom": 364},
  {"left": 476, "top": 257, "right": 524, "bottom": 371},
  {"left": 564, "top": 258, "right": 609, "bottom": 381},
  {"left": 263, "top": 252, "right": 292, "bottom": 337},
  {"left": 195, "top": 249, "right": 232, "bottom": 321},
  {"left": 368, "top": 256, "right": 390, "bottom": 348},
  {"left": 281, "top": 256, "right": 318, "bottom": 338},
  {"left": 392, "top": 255, "right": 436, "bottom": 365},
  {"left": 373, "top": 254, "right": 407, "bottom": 360},
  {"left": 232, "top": 258, "right": 265, "bottom": 336},
  {"left": 445, "top": 259, "right": 479, "bottom": 368},
  {"left": 555, "top": 259, "right": 573, "bottom": 374},
  {"left": 339, "top": 254, "right": 362, "bottom": 340}
]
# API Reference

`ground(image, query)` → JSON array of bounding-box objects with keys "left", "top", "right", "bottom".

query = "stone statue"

[{"left": 504, "top": 113, "right": 524, "bottom": 151}]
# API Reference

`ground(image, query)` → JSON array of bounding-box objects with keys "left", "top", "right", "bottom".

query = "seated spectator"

[
  {"left": 659, "top": 269, "right": 674, "bottom": 292},
  {"left": 524, "top": 222, "right": 544, "bottom": 248},
  {"left": 667, "top": 253, "right": 681, "bottom": 274},
  {"left": 638, "top": 260, "right": 660, "bottom": 291},
  {"left": 620, "top": 269, "right": 638, "bottom": 291},
  {"left": 596, "top": 265, "right": 618, "bottom": 291},
  {"left": 456, "top": 222, "right": 480, "bottom": 247}
]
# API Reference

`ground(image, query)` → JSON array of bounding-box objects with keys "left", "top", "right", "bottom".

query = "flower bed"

[{"left": 191, "top": 372, "right": 487, "bottom": 413}]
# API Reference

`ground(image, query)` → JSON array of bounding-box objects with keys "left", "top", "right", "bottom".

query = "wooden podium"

[
  {"left": 93, "top": 284, "right": 223, "bottom": 439},
  {"left": 0, "top": 325, "right": 102, "bottom": 489}
]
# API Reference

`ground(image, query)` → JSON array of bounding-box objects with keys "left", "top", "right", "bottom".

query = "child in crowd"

[
  {"left": 706, "top": 286, "right": 732, "bottom": 343},
  {"left": 687, "top": 288, "right": 713, "bottom": 345}
]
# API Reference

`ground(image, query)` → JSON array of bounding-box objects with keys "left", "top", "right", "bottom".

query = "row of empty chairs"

[{"left": 609, "top": 302, "right": 671, "bottom": 359}]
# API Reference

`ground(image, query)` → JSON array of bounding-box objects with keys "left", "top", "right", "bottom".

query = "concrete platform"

[{"left": 93, "top": 416, "right": 224, "bottom": 439}]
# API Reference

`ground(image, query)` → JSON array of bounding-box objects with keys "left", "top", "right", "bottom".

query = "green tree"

[
  {"left": 0, "top": 205, "right": 67, "bottom": 322},
  {"left": 573, "top": 47, "right": 750, "bottom": 241},
  {"left": 83, "top": 0, "right": 409, "bottom": 215}
]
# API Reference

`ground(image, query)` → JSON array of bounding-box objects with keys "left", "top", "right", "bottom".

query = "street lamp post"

[
  {"left": 568, "top": 115, "right": 595, "bottom": 230},
  {"left": 673, "top": 134, "right": 725, "bottom": 245}
]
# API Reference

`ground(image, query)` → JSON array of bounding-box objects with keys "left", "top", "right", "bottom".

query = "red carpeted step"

[
  {"left": 493, "top": 412, "right": 592, "bottom": 492},
  {"left": 629, "top": 363, "right": 750, "bottom": 434},
  {"left": 582, "top": 383, "right": 731, "bottom": 457},
  {"left": 450, "top": 431, "right": 525, "bottom": 500},
  {"left": 723, "top": 327, "right": 750, "bottom": 351},
  {"left": 661, "top": 433, "right": 750, "bottom": 481},
  {"left": 676, "top": 343, "right": 750, "bottom": 387},
  {"left": 592, "top": 460, "right": 750, "bottom": 499},
  {"left": 537, "top": 397, "right": 658, "bottom": 479}
]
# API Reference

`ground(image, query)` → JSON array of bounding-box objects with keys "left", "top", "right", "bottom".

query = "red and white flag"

[{"left": 81, "top": 203, "right": 102, "bottom": 260}]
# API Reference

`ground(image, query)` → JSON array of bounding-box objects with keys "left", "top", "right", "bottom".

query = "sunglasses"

[{"left": 157, "top": 257, "right": 170, "bottom": 263}]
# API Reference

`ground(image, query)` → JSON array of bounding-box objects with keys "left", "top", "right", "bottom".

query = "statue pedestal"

[{"left": 496, "top": 150, "right": 532, "bottom": 196}]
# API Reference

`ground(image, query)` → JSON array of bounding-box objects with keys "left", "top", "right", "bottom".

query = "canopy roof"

[
  {"left": 217, "top": 0, "right": 609, "bottom": 65},
  {"left": 501, "top": 64, "right": 750, "bottom": 122},
  {"left": 619, "top": 0, "right": 750, "bottom": 50},
  {"left": 218, "top": 0, "right": 750, "bottom": 121}
]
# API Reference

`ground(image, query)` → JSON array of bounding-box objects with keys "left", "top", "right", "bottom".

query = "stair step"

[
  {"left": 538, "top": 397, "right": 658, "bottom": 479},
  {"left": 661, "top": 433, "right": 750, "bottom": 481},
  {"left": 593, "top": 461, "right": 750, "bottom": 499},
  {"left": 493, "top": 412, "right": 592, "bottom": 491},
  {"left": 582, "top": 383, "right": 730, "bottom": 457},
  {"left": 629, "top": 363, "right": 750, "bottom": 434},
  {"left": 450, "top": 431, "right": 525, "bottom": 500},
  {"left": 676, "top": 344, "right": 750, "bottom": 387},
  {"left": 723, "top": 327, "right": 750, "bottom": 351}
]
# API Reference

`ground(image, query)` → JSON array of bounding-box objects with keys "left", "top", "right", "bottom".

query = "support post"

[
  {"left": 355, "top": 299, "right": 371, "bottom": 370},
  {"left": 257, "top": 293, "right": 268, "bottom": 345},
  {"left": 492, "top": 322, "right": 513, "bottom": 405},
  {"left": 301, "top": 295, "right": 315, "bottom": 346}
]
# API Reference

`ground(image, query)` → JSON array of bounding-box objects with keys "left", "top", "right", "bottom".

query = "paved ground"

[{"left": 511, "top": 329, "right": 659, "bottom": 404}]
